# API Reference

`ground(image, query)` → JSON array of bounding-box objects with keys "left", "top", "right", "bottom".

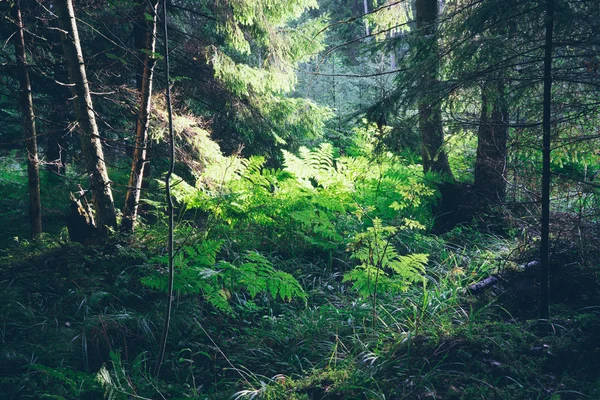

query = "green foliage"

[
  {"left": 344, "top": 218, "right": 428, "bottom": 298},
  {"left": 27, "top": 364, "right": 101, "bottom": 399},
  {"left": 141, "top": 241, "right": 306, "bottom": 312},
  {"left": 97, "top": 351, "right": 168, "bottom": 400},
  {"left": 0, "top": 151, "right": 27, "bottom": 203},
  {"left": 0, "top": 152, "right": 81, "bottom": 242},
  {"left": 198, "top": 0, "right": 330, "bottom": 150},
  {"left": 168, "top": 136, "right": 436, "bottom": 272},
  {"left": 446, "top": 132, "right": 477, "bottom": 182},
  {"left": 250, "top": 94, "right": 332, "bottom": 145},
  {"left": 211, "top": 0, "right": 324, "bottom": 95}
]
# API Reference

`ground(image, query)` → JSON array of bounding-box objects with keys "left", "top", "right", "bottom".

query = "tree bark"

[
  {"left": 55, "top": 0, "right": 117, "bottom": 233},
  {"left": 122, "top": 0, "right": 159, "bottom": 232},
  {"left": 415, "top": 0, "right": 454, "bottom": 179},
  {"left": 474, "top": 80, "right": 509, "bottom": 205},
  {"left": 13, "top": 0, "right": 42, "bottom": 238},
  {"left": 539, "top": 0, "right": 554, "bottom": 319}
]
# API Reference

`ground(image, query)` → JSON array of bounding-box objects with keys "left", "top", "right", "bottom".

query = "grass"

[
  {"left": 1, "top": 228, "right": 598, "bottom": 400},
  {"left": 1, "top": 154, "right": 599, "bottom": 399}
]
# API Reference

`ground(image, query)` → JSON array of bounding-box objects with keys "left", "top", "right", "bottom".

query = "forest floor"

[{"left": 1, "top": 225, "right": 599, "bottom": 400}]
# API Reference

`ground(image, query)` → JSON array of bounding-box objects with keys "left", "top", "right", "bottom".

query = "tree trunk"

[
  {"left": 539, "top": 0, "right": 554, "bottom": 319},
  {"left": 12, "top": 0, "right": 42, "bottom": 238},
  {"left": 474, "top": 80, "right": 509, "bottom": 205},
  {"left": 55, "top": 0, "right": 117, "bottom": 233},
  {"left": 363, "top": 0, "right": 370, "bottom": 36},
  {"left": 415, "top": 0, "right": 454, "bottom": 179},
  {"left": 122, "top": 0, "right": 159, "bottom": 232}
]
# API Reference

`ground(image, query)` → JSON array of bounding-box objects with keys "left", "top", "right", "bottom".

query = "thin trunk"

[
  {"left": 474, "top": 80, "right": 509, "bottom": 205},
  {"left": 154, "top": 0, "right": 175, "bottom": 378},
  {"left": 415, "top": 0, "right": 453, "bottom": 179},
  {"left": 364, "top": 0, "right": 370, "bottom": 36},
  {"left": 122, "top": 0, "right": 159, "bottom": 232},
  {"left": 539, "top": 0, "right": 554, "bottom": 319},
  {"left": 55, "top": 0, "right": 117, "bottom": 233},
  {"left": 13, "top": 0, "right": 42, "bottom": 238}
]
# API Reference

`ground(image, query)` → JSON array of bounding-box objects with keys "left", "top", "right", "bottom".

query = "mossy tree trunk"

[
  {"left": 55, "top": 0, "right": 117, "bottom": 233},
  {"left": 13, "top": 0, "right": 42, "bottom": 238},
  {"left": 122, "top": 0, "right": 159, "bottom": 232}
]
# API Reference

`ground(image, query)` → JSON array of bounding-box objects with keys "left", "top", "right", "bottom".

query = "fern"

[
  {"left": 29, "top": 364, "right": 99, "bottom": 398},
  {"left": 163, "top": 139, "right": 434, "bottom": 271},
  {"left": 141, "top": 242, "right": 306, "bottom": 312},
  {"left": 283, "top": 143, "right": 336, "bottom": 188},
  {"left": 344, "top": 218, "right": 428, "bottom": 298},
  {"left": 230, "top": 252, "right": 307, "bottom": 302}
]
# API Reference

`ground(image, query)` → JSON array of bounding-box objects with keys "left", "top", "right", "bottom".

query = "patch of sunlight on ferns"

[
  {"left": 169, "top": 141, "right": 435, "bottom": 262},
  {"left": 282, "top": 143, "right": 339, "bottom": 189},
  {"left": 344, "top": 218, "right": 428, "bottom": 298},
  {"left": 141, "top": 241, "right": 306, "bottom": 312}
]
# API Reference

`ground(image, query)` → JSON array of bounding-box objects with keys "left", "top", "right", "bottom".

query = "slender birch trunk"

[
  {"left": 55, "top": 0, "right": 117, "bottom": 233},
  {"left": 122, "top": 0, "right": 159, "bottom": 232},
  {"left": 12, "top": 0, "right": 42, "bottom": 238}
]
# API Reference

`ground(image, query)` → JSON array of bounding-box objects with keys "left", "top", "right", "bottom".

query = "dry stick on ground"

[{"left": 154, "top": 0, "right": 175, "bottom": 379}]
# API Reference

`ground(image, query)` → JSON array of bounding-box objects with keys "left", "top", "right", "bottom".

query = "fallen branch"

[{"left": 467, "top": 260, "right": 540, "bottom": 294}]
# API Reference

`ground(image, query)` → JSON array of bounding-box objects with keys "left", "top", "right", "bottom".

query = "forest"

[{"left": 1, "top": 0, "right": 599, "bottom": 398}]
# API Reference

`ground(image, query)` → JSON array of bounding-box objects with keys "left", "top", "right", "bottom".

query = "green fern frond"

[
  {"left": 344, "top": 218, "right": 428, "bottom": 298},
  {"left": 141, "top": 245, "right": 306, "bottom": 312}
]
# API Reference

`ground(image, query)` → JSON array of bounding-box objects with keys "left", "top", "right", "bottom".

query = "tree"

[
  {"left": 122, "top": 0, "right": 160, "bottom": 232},
  {"left": 166, "top": 0, "right": 327, "bottom": 160},
  {"left": 473, "top": 79, "right": 509, "bottom": 205},
  {"left": 539, "top": 0, "right": 554, "bottom": 319},
  {"left": 55, "top": 0, "right": 117, "bottom": 233},
  {"left": 12, "top": 0, "right": 42, "bottom": 238},
  {"left": 415, "top": 0, "right": 453, "bottom": 178}
]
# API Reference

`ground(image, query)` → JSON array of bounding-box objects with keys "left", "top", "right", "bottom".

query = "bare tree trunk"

[
  {"left": 539, "top": 0, "right": 554, "bottom": 320},
  {"left": 122, "top": 0, "right": 159, "bottom": 232},
  {"left": 13, "top": 0, "right": 42, "bottom": 238},
  {"left": 415, "top": 0, "right": 453, "bottom": 179},
  {"left": 474, "top": 80, "right": 509, "bottom": 205},
  {"left": 55, "top": 0, "right": 117, "bottom": 233}
]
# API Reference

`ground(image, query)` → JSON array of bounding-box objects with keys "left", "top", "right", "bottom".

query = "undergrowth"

[{"left": 1, "top": 137, "right": 599, "bottom": 399}]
